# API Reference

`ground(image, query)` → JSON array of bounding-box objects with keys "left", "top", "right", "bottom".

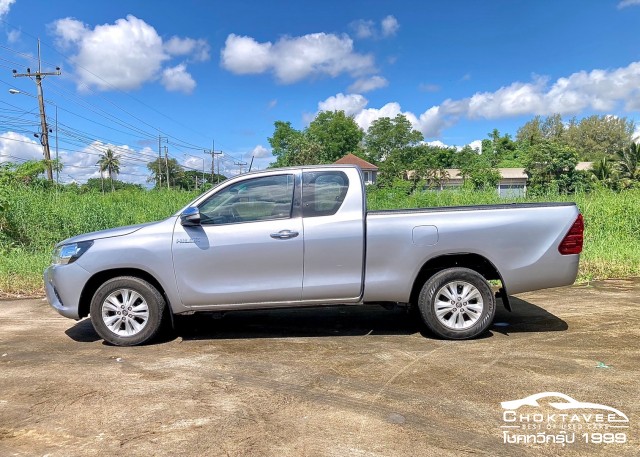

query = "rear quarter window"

[{"left": 302, "top": 171, "right": 349, "bottom": 218}]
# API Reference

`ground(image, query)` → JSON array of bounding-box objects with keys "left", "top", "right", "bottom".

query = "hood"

[{"left": 56, "top": 221, "right": 158, "bottom": 247}]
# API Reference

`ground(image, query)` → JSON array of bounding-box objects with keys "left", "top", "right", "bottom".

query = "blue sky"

[{"left": 1, "top": 0, "right": 640, "bottom": 184}]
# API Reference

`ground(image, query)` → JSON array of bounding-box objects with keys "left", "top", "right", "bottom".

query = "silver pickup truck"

[{"left": 45, "top": 165, "right": 583, "bottom": 346}]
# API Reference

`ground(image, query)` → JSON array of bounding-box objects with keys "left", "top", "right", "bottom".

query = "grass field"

[{"left": 1, "top": 185, "right": 639, "bottom": 296}]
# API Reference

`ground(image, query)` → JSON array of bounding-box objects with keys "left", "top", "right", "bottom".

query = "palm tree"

[
  {"left": 97, "top": 149, "right": 120, "bottom": 192},
  {"left": 616, "top": 142, "right": 640, "bottom": 182}
]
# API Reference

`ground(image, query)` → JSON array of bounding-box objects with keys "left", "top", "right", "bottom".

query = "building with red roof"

[{"left": 334, "top": 153, "right": 378, "bottom": 185}]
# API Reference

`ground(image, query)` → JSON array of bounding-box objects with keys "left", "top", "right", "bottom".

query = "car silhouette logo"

[{"left": 501, "top": 392, "right": 628, "bottom": 422}]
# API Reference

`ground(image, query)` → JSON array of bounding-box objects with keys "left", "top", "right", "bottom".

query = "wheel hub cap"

[
  {"left": 434, "top": 280, "right": 484, "bottom": 330},
  {"left": 101, "top": 288, "right": 149, "bottom": 337}
]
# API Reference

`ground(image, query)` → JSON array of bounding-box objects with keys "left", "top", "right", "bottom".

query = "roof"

[
  {"left": 407, "top": 168, "right": 528, "bottom": 181},
  {"left": 334, "top": 153, "right": 379, "bottom": 170},
  {"left": 498, "top": 168, "right": 527, "bottom": 179},
  {"left": 576, "top": 162, "right": 593, "bottom": 171}
]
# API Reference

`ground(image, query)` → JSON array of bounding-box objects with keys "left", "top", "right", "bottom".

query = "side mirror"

[{"left": 180, "top": 207, "right": 201, "bottom": 226}]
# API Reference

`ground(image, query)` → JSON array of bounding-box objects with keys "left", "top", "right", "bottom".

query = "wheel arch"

[
  {"left": 78, "top": 268, "right": 171, "bottom": 319},
  {"left": 409, "top": 253, "right": 506, "bottom": 308}
]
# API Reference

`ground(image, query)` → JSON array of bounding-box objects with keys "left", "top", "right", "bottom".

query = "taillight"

[{"left": 558, "top": 214, "right": 584, "bottom": 255}]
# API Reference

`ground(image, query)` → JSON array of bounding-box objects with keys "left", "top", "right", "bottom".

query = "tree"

[
  {"left": 412, "top": 148, "right": 449, "bottom": 190},
  {"left": 363, "top": 114, "right": 424, "bottom": 164},
  {"left": 516, "top": 116, "right": 545, "bottom": 145},
  {"left": 615, "top": 142, "right": 640, "bottom": 187},
  {"left": 82, "top": 178, "right": 143, "bottom": 192},
  {"left": 516, "top": 114, "right": 564, "bottom": 145},
  {"left": 97, "top": 149, "right": 120, "bottom": 192},
  {"left": 0, "top": 160, "right": 47, "bottom": 186},
  {"left": 147, "top": 158, "right": 185, "bottom": 188},
  {"left": 591, "top": 157, "right": 618, "bottom": 190},
  {"left": 268, "top": 111, "right": 364, "bottom": 167},
  {"left": 482, "top": 129, "right": 517, "bottom": 166},
  {"left": 306, "top": 110, "right": 363, "bottom": 163},
  {"left": 268, "top": 121, "right": 305, "bottom": 167},
  {"left": 455, "top": 145, "right": 500, "bottom": 191},
  {"left": 522, "top": 141, "right": 586, "bottom": 194},
  {"left": 567, "top": 115, "right": 635, "bottom": 161},
  {"left": 517, "top": 114, "right": 635, "bottom": 162}
]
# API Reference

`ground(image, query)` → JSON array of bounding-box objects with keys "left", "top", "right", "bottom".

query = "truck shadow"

[
  {"left": 173, "top": 295, "right": 568, "bottom": 341},
  {"left": 64, "top": 296, "right": 568, "bottom": 344},
  {"left": 491, "top": 296, "right": 569, "bottom": 335}
]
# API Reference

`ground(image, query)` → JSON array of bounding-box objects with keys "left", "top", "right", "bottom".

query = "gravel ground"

[{"left": 0, "top": 279, "right": 638, "bottom": 456}]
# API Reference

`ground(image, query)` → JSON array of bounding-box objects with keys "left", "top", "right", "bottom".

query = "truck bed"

[{"left": 363, "top": 202, "right": 581, "bottom": 301}]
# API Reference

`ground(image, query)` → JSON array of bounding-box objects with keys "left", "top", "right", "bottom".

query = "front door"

[{"left": 172, "top": 173, "right": 303, "bottom": 307}]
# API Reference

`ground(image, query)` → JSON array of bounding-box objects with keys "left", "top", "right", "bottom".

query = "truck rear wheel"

[
  {"left": 90, "top": 276, "right": 166, "bottom": 346},
  {"left": 418, "top": 267, "right": 495, "bottom": 340}
]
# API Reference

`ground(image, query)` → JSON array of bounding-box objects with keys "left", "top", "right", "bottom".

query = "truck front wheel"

[
  {"left": 89, "top": 276, "right": 166, "bottom": 346},
  {"left": 418, "top": 267, "right": 495, "bottom": 340}
]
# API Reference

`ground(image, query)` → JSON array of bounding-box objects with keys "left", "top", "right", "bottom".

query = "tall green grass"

[
  {"left": 1, "top": 185, "right": 638, "bottom": 296},
  {"left": 1, "top": 187, "right": 199, "bottom": 295}
]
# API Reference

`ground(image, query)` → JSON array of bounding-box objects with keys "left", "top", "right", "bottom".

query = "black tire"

[
  {"left": 90, "top": 276, "right": 166, "bottom": 346},
  {"left": 418, "top": 267, "right": 495, "bottom": 340}
]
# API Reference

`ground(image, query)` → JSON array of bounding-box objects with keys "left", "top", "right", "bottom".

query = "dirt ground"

[{"left": 0, "top": 280, "right": 638, "bottom": 457}]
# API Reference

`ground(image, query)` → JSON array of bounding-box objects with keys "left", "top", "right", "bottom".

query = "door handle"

[{"left": 270, "top": 230, "right": 299, "bottom": 239}]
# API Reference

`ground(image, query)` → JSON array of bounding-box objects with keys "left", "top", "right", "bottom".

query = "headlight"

[{"left": 51, "top": 241, "right": 94, "bottom": 265}]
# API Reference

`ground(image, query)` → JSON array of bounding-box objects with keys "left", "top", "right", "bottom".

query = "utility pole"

[
  {"left": 204, "top": 148, "right": 214, "bottom": 184},
  {"left": 234, "top": 160, "right": 247, "bottom": 175},
  {"left": 205, "top": 140, "right": 223, "bottom": 184},
  {"left": 157, "top": 135, "right": 167, "bottom": 188},
  {"left": 12, "top": 39, "right": 61, "bottom": 182},
  {"left": 215, "top": 150, "right": 222, "bottom": 183},
  {"left": 55, "top": 106, "right": 59, "bottom": 185},
  {"left": 164, "top": 145, "right": 170, "bottom": 189}
]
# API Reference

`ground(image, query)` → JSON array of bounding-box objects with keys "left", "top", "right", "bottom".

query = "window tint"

[
  {"left": 199, "top": 174, "right": 294, "bottom": 224},
  {"left": 302, "top": 171, "right": 349, "bottom": 217}
]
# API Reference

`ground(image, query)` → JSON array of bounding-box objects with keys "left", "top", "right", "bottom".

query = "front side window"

[
  {"left": 198, "top": 174, "right": 295, "bottom": 224},
  {"left": 302, "top": 171, "right": 349, "bottom": 217}
]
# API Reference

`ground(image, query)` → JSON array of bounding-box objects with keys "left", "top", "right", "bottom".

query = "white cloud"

[
  {"left": 250, "top": 145, "right": 271, "bottom": 158},
  {"left": 220, "top": 32, "right": 375, "bottom": 83},
  {"left": 351, "top": 15, "right": 399, "bottom": 39},
  {"left": 348, "top": 76, "right": 388, "bottom": 93},
  {"left": 618, "top": 0, "right": 640, "bottom": 8},
  {"left": 6, "top": 29, "right": 20, "bottom": 43},
  {"left": 161, "top": 64, "right": 196, "bottom": 94},
  {"left": 51, "top": 15, "right": 167, "bottom": 91},
  {"left": 0, "top": 133, "right": 159, "bottom": 185},
  {"left": 267, "top": 99, "right": 278, "bottom": 109},
  {"left": 0, "top": 131, "right": 43, "bottom": 163},
  {"left": 51, "top": 15, "right": 208, "bottom": 93},
  {"left": 418, "top": 83, "right": 440, "bottom": 92},
  {"left": 219, "top": 34, "right": 272, "bottom": 75},
  {"left": 468, "top": 140, "right": 483, "bottom": 152},
  {"left": 164, "top": 36, "right": 210, "bottom": 62},
  {"left": 381, "top": 15, "right": 399, "bottom": 37},
  {"left": 318, "top": 93, "right": 368, "bottom": 116},
  {"left": 424, "top": 140, "right": 449, "bottom": 148},
  {"left": 52, "top": 17, "right": 87, "bottom": 49},
  {"left": 318, "top": 60, "right": 640, "bottom": 139},
  {"left": 182, "top": 155, "right": 209, "bottom": 173},
  {"left": 62, "top": 142, "right": 154, "bottom": 185},
  {"left": 350, "top": 19, "right": 375, "bottom": 39},
  {"left": 0, "top": 0, "right": 15, "bottom": 18}
]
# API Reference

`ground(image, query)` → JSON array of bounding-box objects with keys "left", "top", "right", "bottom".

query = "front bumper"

[{"left": 44, "top": 262, "right": 92, "bottom": 320}]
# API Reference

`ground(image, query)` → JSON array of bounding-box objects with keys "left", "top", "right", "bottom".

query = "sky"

[{"left": 1, "top": 0, "right": 640, "bottom": 184}]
